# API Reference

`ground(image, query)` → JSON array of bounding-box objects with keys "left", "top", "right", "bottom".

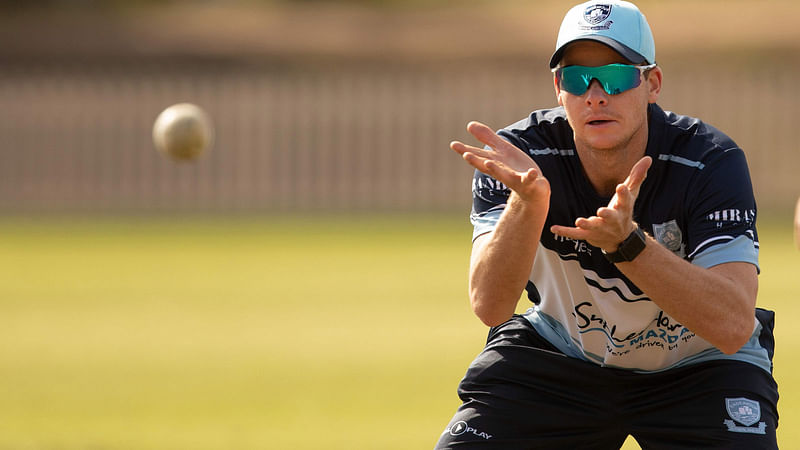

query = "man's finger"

[
  {"left": 451, "top": 140, "right": 493, "bottom": 159},
  {"left": 574, "top": 215, "right": 606, "bottom": 230},
  {"left": 466, "top": 121, "right": 516, "bottom": 152},
  {"left": 550, "top": 224, "right": 589, "bottom": 241},
  {"left": 596, "top": 207, "right": 618, "bottom": 221},
  {"left": 625, "top": 156, "right": 653, "bottom": 196},
  {"left": 461, "top": 153, "right": 511, "bottom": 184},
  {"left": 520, "top": 167, "right": 541, "bottom": 185},
  {"left": 612, "top": 184, "right": 633, "bottom": 211},
  {"left": 461, "top": 152, "right": 491, "bottom": 173},
  {"left": 483, "top": 160, "right": 522, "bottom": 187}
]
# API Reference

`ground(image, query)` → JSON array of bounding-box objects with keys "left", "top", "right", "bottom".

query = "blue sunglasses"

[{"left": 553, "top": 63, "right": 657, "bottom": 96}]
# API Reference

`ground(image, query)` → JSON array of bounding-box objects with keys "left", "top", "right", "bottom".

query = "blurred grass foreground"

[
  {"left": 0, "top": 215, "right": 797, "bottom": 449},
  {"left": 0, "top": 0, "right": 799, "bottom": 449},
  {"left": 0, "top": 216, "right": 476, "bottom": 449}
]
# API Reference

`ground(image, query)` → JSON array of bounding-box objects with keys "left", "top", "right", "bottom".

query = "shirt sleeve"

[
  {"left": 685, "top": 148, "right": 759, "bottom": 270},
  {"left": 469, "top": 168, "right": 510, "bottom": 241}
]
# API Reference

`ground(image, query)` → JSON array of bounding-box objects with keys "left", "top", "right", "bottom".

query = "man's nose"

[{"left": 585, "top": 79, "right": 609, "bottom": 105}]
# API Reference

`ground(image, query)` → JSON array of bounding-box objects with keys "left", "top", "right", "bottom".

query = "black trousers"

[{"left": 435, "top": 315, "right": 779, "bottom": 449}]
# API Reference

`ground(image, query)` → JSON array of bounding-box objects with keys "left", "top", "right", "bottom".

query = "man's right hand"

[
  {"left": 452, "top": 121, "right": 550, "bottom": 326},
  {"left": 450, "top": 121, "right": 550, "bottom": 203}
]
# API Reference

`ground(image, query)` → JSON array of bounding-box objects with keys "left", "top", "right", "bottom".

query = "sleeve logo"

[
  {"left": 652, "top": 220, "right": 684, "bottom": 255},
  {"left": 706, "top": 209, "right": 756, "bottom": 224}
]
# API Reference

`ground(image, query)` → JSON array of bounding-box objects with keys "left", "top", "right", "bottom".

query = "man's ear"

[
  {"left": 554, "top": 75, "right": 564, "bottom": 106},
  {"left": 647, "top": 66, "right": 663, "bottom": 104}
]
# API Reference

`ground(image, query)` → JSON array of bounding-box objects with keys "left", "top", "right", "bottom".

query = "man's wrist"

[
  {"left": 507, "top": 190, "right": 550, "bottom": 214},
  {"left": 602, "top": 226, "right": 647, "bottom": 263}
]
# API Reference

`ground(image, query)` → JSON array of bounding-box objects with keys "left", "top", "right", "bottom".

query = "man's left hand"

[{"left": 551, "top": 156, "right": 652, "bottom": 253}]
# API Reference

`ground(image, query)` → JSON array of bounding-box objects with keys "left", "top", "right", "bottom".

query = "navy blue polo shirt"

[{"left": 470, "top": 103, "right": 769, "bottom": 373}]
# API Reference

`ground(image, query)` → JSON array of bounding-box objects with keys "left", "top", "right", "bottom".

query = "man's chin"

[{"left": 581, "top": 138, "right": 623, "bottom": 152}]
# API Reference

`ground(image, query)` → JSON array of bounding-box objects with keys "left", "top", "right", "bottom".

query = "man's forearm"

[
  {"left": 469, "top": 193, "right": 549, "bottom": 326},
  {"left": 616, "top": 236, "right": 758, "bottom": 354}
]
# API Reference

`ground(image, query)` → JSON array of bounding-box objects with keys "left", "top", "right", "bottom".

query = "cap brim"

[{"left": 549, "top": 36, "right": 647, "bottom": 68}]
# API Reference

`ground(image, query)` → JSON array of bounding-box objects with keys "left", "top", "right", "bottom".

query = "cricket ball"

[{"left": 152, "top": 103, "right": 214, "bottom": 161}]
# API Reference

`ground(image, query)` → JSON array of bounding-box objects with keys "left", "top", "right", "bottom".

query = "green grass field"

[{"left": 0, "top": 214, "right": 796, "bottom": 449}]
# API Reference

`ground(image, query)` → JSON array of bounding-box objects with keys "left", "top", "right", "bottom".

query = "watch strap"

[{"left": 603, "top": 226, "right": 647, "bottom": 263}]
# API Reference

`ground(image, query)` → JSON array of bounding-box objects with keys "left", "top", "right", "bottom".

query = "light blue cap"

[{"left": 550, "top": 0, "right": 655, "bottom": 68}]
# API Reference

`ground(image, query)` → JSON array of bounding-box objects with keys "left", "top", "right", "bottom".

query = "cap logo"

[{"left": 583, "top": 4, "right": 612, "bottom": 25}]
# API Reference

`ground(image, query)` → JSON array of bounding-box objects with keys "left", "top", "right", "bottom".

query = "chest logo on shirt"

[{"left": 653, "top": 220, "right": 684, "bottom": 255}]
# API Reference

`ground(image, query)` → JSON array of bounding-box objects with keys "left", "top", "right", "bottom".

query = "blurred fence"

[{"left": 0, "top": 60, "right": 797, "bottom": 214}]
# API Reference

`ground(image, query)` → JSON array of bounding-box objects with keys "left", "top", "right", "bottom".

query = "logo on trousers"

[
  {"left": 724, "top": 397, "right": 766, "bottom": 434},
  {"left": 444, "top": 421, "right": 493, "bottom": 440}
]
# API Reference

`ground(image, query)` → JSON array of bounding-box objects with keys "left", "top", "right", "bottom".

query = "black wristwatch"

[{"left": 602, "top": 226, "right": 647, "bottom": 263}]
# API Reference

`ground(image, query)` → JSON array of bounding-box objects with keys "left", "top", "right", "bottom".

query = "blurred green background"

[{"left": 1, "top": 1, "right": 798, "bottom": 449}]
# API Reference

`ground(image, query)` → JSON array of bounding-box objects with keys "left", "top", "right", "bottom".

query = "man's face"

[{"left": 555, "top": 40, "right": 661, "bottom": 153}]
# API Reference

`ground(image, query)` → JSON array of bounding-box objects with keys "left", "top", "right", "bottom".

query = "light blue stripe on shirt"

[
  {"left": 524, "top": 307, "right": 773, "bottom": 374},
  {"left": 471, "top": 208, "right": 504, "bottom": 241},
  {"left": 691, "top": 234, "right": 759, "bottom": 271}
]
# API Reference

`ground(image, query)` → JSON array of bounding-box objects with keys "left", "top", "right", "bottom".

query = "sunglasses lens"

[
  {"left": 558, "top": 64, "right": 643, "bottom": 95},
  {"left": 558, "top": 68, "right": 591, "bottom": 95}
]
